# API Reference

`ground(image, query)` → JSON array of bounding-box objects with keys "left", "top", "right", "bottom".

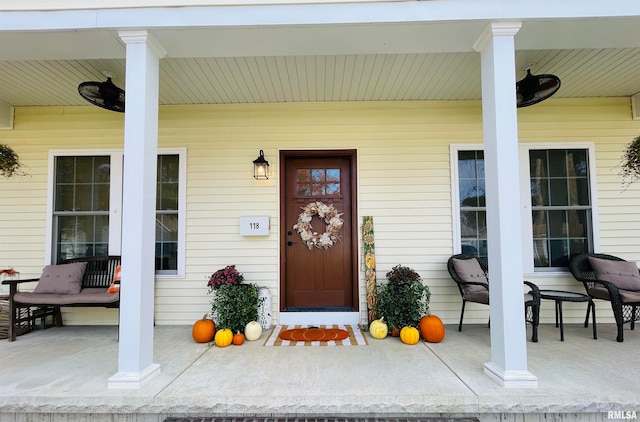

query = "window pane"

[
  {"left": 549, "top": 150, "right": 567, "bottom": 178},
  {"left": 326, "top": 169, "right": 340, "bottom": 182},
  {"left": 55, "top": 185, "right": 74, "bottom": 212},
  {"left": 75, "top": 157, "right": 94, "bottom": 183},
  {"left": 549, "top": 179, "right": 568, "bottom": 206},
  {"left": 570, "top": 177, "right": 590, "bottom": 205},
  {"left": 548, "top": 210, "right": 566, "bottom": 237},
  {"left": 530, "top": 178, "right": 548, "bottom": 206},
  {"left": 549, "top": 239, "right": 569, "bottom": 267},
  {"left": 529, "top": 150, "right": 548, "bottom": 178},
  {"left": 568, "top": 149, "right": 588, "bottom": 177},
  {"left": 311, "top": 169, "right": 325, "bottom": 183}
]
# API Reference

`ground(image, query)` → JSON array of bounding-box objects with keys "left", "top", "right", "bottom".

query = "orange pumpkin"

[
  {"left": 232, "top": 332, "right": 245, "bottom": 346},
  {"left": 192, "top": 314, "right": 216, "bottom": 343},
  {"left": 214, "top": 328, "right": 233, "bottom": 347},
  {"left": 400, "top": 326, "right": 420, "bottom": 345},
  {"left": 419, "top": 314, "right": 445, "bottom": 343}
]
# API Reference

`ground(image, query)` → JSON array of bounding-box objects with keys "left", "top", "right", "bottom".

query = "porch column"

[
  {"left": 473, "top": 22, "right": 537, "bottom": 388},
  {"left": 108, "top": 30, "right": 166, "bottom": 389}
]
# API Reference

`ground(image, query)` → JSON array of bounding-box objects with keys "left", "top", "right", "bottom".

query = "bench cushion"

[
  {"left": 14, "top": 288, "right": 119, "bottom": 306},
  {"left": 33, "top": 262, "right": 87, "bottom": 294}
]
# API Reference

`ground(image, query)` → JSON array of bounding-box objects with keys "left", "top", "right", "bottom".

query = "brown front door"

[{"left": 280, "top": 150, "right": 357, "bottom": 311}]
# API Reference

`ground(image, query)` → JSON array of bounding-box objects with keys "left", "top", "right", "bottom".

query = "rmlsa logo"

[{"left": 608, "top": 411, "right": 637, "bottom": 420}]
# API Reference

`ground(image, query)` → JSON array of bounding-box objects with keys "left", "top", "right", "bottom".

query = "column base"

[
  {"left": 108, "top": 363, "right": 161, "bottom": 389},
  {"left": 484, "top": 361, "right": 538, "bottom": 388}
]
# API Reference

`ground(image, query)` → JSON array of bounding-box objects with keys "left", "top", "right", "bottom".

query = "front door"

[{"left": 280, "top": 150, "right": 357, "bottom": 311}]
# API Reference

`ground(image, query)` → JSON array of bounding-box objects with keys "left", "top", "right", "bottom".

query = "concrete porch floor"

[{"left": 0, "top": 323, "right": 639, "bottom": 422}]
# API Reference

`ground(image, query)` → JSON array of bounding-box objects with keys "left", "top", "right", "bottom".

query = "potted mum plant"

[
  {"left": 208, "top": 265, "right": 259, "bottom": 333},
  {"left": 373, "top": 265, "right": 430, "bottom": 335}
]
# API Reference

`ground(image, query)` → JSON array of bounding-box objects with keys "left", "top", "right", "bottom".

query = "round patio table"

[{"left": 539, "top": 290, "right": 597, "bottom": 341}]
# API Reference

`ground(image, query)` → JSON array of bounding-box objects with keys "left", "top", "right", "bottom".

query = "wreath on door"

[{"left": 293, "top": 201, "right": 344, "bottom": 250}]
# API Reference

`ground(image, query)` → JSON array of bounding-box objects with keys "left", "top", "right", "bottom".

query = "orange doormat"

[{"left": 263, "top": 325, "right": 368, "bottom": 346}]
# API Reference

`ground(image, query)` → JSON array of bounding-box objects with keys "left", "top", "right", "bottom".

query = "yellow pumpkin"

[
  {"left": 192, "top": 314, "right": 216, "bottom": 343},
  {"left": 419, "top": 314, "right": 445, "bottom": 343},
  {"left": 369, "top": 317, "right": 388, "bottom": 339},
  {"left": 400, "top": 326, "right": 420, "bottom": 345},
  {"left": 244, "top": 321, "right": 262, "bottom": 341},
  {"left": 214, "top": 328, "right": 233, "bottom": 347}
]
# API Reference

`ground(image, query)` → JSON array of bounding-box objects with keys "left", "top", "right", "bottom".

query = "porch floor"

[{"left": 0, "top": 323, "right": 638, "bottom": 421}]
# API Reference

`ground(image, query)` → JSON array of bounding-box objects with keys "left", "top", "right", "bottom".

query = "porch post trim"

[
  {"left": 108, "top": 30, "right": 165, "bottom": 390},
  {"left": 474, "top": 22, "right": 537, "bottom": 388}
]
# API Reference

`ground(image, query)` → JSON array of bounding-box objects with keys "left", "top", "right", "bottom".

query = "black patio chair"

[
  {"left": 446, "top": 254, "right": 540, "bottom": 342},
  {"left": 569, "top": 253, "right": 640, "bottom": 342}
]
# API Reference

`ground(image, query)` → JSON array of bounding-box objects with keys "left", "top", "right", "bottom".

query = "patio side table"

[{"left": 539, "top": 290, "right": 596, "bottom": 341}]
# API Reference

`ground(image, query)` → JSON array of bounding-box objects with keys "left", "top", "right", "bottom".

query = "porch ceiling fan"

[
  {"left": 78, "top": 71, "right": 125, "bottom": 113},
  {"left": 516, "top": 68, "right": 561, "bottom": 108}
]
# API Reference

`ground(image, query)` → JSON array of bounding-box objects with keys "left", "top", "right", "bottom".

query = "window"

[
  {"left": 48, "top": 149, "right": 186, "bottom": 277},
  {"left": 457, "top": 150, "right": 487, "bottom": 258},
  {"left": 452, "top": 144, "right": 598, "bottom": 272},
  {"left": 529, "top": 149, "right": 592, "bottom": 269}
]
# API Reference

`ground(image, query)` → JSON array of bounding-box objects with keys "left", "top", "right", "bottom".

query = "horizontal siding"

[{"left": 1, "top": 98, "right": 639, "bottom": 327}]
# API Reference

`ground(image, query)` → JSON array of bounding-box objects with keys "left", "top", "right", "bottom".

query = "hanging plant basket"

[
  {"left": 620, "top": 134, "right": 640, "bottom": 188},
  {"left": 0, "top": 144, "right": 24, "bottom": 178}
]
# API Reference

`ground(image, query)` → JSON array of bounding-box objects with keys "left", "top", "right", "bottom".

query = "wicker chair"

[
  {"left": 447, "top": 254, "right": 540, "bottom": 342},
  {"left": 569, "top": 253, "right": 640, "bottom": 342}
]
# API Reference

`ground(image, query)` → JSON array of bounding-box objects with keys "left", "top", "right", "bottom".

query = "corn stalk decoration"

[{"left": 362, "top": 216, "right": 376, "bottom": 323}]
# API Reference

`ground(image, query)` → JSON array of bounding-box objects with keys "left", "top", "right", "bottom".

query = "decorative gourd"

[
  {"left": 419, "top": 315, "right": 445, "bottom": 343},
  {"left": 192, "top": 314, "right": 216, "bottom": 343},
  {"left": 214, "top": 328, "right": 233, "bottom": 347},
  {"left": 369, "top": 317, "right": 388, "bottom": 339},
  {"left": 244, "top": 321, "right": 262, "bottom": 341},
  {"left": 400, "top": 326, "right": 420, "bottom": 345},
  {"left": 232, "top": 331, "right": 245, "bottom": 346}
]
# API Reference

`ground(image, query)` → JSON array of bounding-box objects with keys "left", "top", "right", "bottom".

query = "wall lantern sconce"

[{"left": 253, "top": 150, "right": 270, "bottom": 180}]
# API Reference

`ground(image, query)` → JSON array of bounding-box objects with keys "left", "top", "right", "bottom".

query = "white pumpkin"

[{"left": 244, "top": 321, "right": 262, "bottom": 341}]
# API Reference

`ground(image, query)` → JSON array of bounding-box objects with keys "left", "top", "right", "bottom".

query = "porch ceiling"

[{"left": 1, "top": 8, "right": 640, "bottom": 107}]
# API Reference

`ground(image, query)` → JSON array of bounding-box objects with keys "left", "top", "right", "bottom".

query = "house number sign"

[{"left": 240, "top": 216, "right": 270, "bottom": 236}]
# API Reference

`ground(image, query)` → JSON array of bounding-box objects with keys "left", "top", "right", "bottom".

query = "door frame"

[{"left": 279, "top": 149, "right": 359, "bottom": 312}]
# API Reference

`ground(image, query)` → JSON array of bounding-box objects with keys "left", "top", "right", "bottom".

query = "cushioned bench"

[{"left": 1, "top": 255, "right": 121, "bottom": 341}]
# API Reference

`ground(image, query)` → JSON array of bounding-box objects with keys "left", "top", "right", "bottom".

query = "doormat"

[{"left": 264, "top": 325, "right": 368, "bottom": 346}]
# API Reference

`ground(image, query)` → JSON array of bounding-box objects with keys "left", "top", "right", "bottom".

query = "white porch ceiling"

[{"left": 1, "top": 6, "right": 640, "bottom": 107}]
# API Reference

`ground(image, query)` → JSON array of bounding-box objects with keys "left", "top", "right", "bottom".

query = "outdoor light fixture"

[{"left": 253, "top": 150, "right": 270, "bottom": 180}]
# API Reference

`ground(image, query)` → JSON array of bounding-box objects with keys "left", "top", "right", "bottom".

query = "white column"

[
  {"left": 473, "top": 22, "right": 537, "bottom": 388},
  {"left": 108, "top": 30, "right": 166, "bottom": 389}
]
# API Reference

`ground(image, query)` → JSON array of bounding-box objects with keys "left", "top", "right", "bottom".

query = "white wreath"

[{"left": 293, "top": 201, "right": 344, "bottom": 250}]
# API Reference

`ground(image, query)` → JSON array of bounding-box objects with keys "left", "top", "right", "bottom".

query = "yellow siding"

[{"left": 1, "top": 98, "right": 639, "bottom": 327}]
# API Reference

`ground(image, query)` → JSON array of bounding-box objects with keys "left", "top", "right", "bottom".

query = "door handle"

[{"left": 287, "top": 241, "right": 295, "bottom": 246}]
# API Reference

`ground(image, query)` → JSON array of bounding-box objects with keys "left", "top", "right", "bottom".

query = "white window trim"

[
  {"left": 450, "top": 142, "right": 600, "bottom": 276},
  {"left": 46, "top": 148, "right": 187, "bottom": 278}
]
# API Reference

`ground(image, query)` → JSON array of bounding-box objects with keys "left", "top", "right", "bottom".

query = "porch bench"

[{"left": 1, "top": 255, "right": 121, "bottom": 341}]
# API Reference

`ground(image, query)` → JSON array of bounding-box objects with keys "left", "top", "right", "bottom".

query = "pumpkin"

[
  {"left": 214, "top": 328, "right": 233, "bottom": 347},
  {"left": 232, "top": 331, "right": 245, "bottom": 346},
  {"left": 369, "top": 317, "right": 388, "bottom": 339},
  {"left": 244, "top": 321, "right": 262, "bottom": 341},
  {"left": 419, "top": 314, "right": 445, "bottom": 343},
  {"left": 400, "top": 326, "right": 420, "bottom": 345},
  {"left": 192, "top": 314, "right": 216, "bottom": 343}
]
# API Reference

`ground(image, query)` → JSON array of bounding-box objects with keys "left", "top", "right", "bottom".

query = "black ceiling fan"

[
  {"left": 78, "top": 72, "right": 125, "bottom": 113},
  {"left": 516, "top": 69, "right": 561, "bottom": 108}
]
